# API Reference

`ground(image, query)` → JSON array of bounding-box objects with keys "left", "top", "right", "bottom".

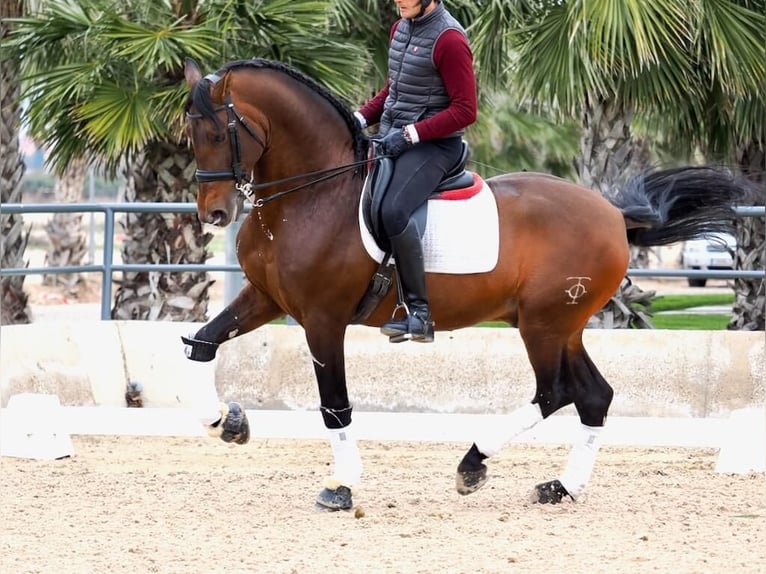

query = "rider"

[{"left": 355, "top": 0, "right": 477, "bottom": 343}]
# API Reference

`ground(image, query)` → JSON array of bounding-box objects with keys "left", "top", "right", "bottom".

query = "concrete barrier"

[{"left": 1, "top": 323, "right": 763, "bottom": 418}]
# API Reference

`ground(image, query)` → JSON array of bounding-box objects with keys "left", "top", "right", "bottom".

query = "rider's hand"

[{"left": 379, "top": 128, "right": 412, "bottom": 157}]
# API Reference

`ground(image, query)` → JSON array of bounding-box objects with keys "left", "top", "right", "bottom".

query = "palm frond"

[{"left": 696, "top": 0, "right": 766, "bottom": 93}]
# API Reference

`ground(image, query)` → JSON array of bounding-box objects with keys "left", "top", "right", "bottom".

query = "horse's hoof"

[
  {"left": 533, "top": 479, "right": 573, "bottom": 504},
  {"left": 315, "top": 486, "right": 353, "bottom": 511},
  {"left": 456, "top": 463, "right": 488, "bottom": 495},
  {"left": 206, "top": 402, "right": 250, "bottom": 445}
]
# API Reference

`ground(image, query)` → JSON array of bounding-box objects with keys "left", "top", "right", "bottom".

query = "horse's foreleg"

[
  {"left": 303, "top": 323, "right": 360, "bottom": 512},
  {"left": 182, "top": 281, "right": 283, "bottom": 361},
  {"left": 181, "top": 282, "right": 282, "bottom": 442}
]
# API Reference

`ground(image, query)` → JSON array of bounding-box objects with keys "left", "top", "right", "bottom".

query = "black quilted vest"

[{"left": 379, "top": 3, "right": 467, "bottom": 138}]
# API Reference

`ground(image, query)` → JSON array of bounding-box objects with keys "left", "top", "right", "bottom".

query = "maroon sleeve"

[
  {"left": 414, "top": 29, "right": 477, "bottom": 141},
  {"left": 357, "top": 21, "right": 401, "bottom": 126},
  {"left": 358, "top": 83, "right": 389, "bottom": 125}
]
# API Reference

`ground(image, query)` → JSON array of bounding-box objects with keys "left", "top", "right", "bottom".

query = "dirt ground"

[
  {"left": 1, "top": 436, "right": 763, "bottom": 574},
  {"left": 10, "top": 247, "right": 754, "bottom": 573}
]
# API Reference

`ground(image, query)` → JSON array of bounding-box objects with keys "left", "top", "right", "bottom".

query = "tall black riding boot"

[{"left": 380, "top": 219, "right": 434, "bottom": 343}]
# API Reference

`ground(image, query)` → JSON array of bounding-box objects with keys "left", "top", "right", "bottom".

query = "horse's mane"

[{"left": 184, "top": 58, "right": 369, "bottom": 164}]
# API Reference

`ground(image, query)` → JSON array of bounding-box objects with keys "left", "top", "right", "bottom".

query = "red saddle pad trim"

[{"left": 432, "top": 172, "right": 484, "bottom": 201}]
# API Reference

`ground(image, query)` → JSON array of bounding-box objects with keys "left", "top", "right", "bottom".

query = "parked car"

[{"left": 680, "top": 232, "right": 736, "bottom": 287}]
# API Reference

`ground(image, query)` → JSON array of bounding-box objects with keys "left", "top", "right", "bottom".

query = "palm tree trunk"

[
  {"left": 42, "top": 156, "right": 88, "bottom": 295},
  {"left": 729, "top": 143, "right": 764, "bottom": 331},
  {"left": 579, "top": 95, "right": 656, "bottom": 328},
  {"left": 0, "top": 0, "right": 31, "bottom": 325},
  {"left": 111, "top": 141, "right": 214, "bottom": 321},
  {"left": 578, "top": 96, "right": 639, "bottom": 196}
]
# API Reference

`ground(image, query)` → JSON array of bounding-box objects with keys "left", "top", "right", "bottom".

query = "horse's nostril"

[{"left": 208, "top": 210, "right": 228, "bottom": 226}]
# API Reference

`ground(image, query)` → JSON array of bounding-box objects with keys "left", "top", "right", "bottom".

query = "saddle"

[
  {"left": 353, "top": 141, "right": 482, "bottom": 324},
  {"left": 361, "top": 140, "right": 478, "bottom": 253}
]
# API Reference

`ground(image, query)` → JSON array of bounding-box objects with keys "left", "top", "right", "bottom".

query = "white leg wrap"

[
  {"left": 475, "top": 403, "right": 543, "bottom": 457},
  {"left": 171, "top": 356, "right": 220, "bottom": 427},
  {"left": 559, "top": 424, "right": 603, "bottom": 500},
  {"left": 328, "top": 424, "right": 363, "bottom": 488}
]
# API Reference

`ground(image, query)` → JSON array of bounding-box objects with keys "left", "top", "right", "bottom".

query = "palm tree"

[
  {"left": 0, "top": 0, "right": 31, "bottom": 325},
  {"left": 42, "top": 156, "right": 88, "bottom": 296},
  {"left": 329, "top": 0, "right": 398, "bottom": 88},
  {"left": 5, "top": 0, "right": 370, "bottom": 321},
  {"left": 723, "top": 92, "right": 764, "bottom": 331},
  {"left": 650, "top": 1, "right": 766, "bottom": 330},
  {"left": 729, "top": 93, "right": 765, "bottom": 330},
  {"left": 467, "top": 94, "right": 580, "bottom": 179},
  {"left": 663, "top": 93, "right": 765, "bottom": 331},
  {"left": 468, "top": 0, "right": 764, "bottom": 328}
]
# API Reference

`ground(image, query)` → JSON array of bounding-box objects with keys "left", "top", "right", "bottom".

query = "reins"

[{"left": 243, "top": 157, "right": 375, "bottom": 208}]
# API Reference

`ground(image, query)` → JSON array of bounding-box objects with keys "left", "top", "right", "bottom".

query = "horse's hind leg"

[
  {"left": 535, "top": 340, "right": 613, "bottom": 504},
  {"left": 455, "top": 403, "right": 546, "bottom": 495},
  {"left": 303, "top": 321, "right": 361, "bottom": 512},
  {"left": 457, "top": 327, "right": 613, "bottom": 503},
  {"left": 456, "top": 332, "right": 574, "bottom": 495}
]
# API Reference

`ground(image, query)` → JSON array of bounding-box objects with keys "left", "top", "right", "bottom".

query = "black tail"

[{"left": 610, "top": 166, "right": 760, "bottom": 247}]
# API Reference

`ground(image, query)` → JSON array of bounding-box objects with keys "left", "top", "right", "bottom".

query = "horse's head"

[{"left": 184, "top": 58, "right": 268, "bottom": 227}]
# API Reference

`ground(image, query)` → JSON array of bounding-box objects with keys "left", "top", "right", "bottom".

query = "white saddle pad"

[{"left": 358, "top": 180, "right": 499, "bottom": 274}]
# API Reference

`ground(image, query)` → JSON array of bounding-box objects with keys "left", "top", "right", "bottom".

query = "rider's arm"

[
  {"left": 356, "top": 82, "right": 389, "bottom": 128},
  {"left": 409, "top": 29, "right": 477, "bottom": 143}
]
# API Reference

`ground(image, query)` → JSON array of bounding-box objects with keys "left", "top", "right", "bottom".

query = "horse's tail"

[{"left": 610, "top": 166, "right": 759, "bottom": 247}]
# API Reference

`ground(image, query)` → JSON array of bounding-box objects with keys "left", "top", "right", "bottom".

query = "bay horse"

[{"left": 182, "top": 57, "right": 753, "bottom": 511}]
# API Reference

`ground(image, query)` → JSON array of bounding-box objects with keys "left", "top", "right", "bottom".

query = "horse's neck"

[
  {"left": 253, "top": 146, "right": 362, "bottom": 232},
  {"left": 240, "top": 70, "right": 362, "bottom": 225}
]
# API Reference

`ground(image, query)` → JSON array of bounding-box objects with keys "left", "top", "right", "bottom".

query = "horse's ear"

[{"left": 184, "top": 58, "right": 202, "bottom": 87}]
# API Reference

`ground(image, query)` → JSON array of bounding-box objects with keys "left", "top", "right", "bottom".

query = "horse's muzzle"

[{"left": 197, "top": 189, "right": 238, "bottom": 227}]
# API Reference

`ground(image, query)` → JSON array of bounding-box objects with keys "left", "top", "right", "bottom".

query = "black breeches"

[{"left": 379, "top": 137, "right": 463, "bottom": 237}]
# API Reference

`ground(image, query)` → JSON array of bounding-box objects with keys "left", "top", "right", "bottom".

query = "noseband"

[{"left": 186, "top": 95, "right": 267, "bottom": 202}]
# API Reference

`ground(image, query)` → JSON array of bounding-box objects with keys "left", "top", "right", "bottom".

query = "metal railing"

[
  {"left": 0, "top": 202, "right": 763, "bottom": 320},
  {"left": 0, "top": 203, "right": 248, "bottom": 320}
]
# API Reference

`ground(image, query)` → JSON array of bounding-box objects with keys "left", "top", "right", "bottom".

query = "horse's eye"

[{"left": 212, "top": 132, "right": 226, "bottom": 144}]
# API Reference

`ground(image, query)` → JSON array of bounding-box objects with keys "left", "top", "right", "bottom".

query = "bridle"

[
  {"left": 186, "top": 95, "right": 267, "bottom": 203},
  {"left": 186, "top": 96, "right": 374, "bottom": 208}
]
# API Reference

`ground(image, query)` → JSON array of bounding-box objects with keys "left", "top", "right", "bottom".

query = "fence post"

[
  {"left": 100, "top": 207, "right": 115, "bottom": 320},
  {"left": 224, "top": 217, "right": 243, "bottom": 305},
  {"left": 88, "top": 168, "right": 96, "bottom": 265}
]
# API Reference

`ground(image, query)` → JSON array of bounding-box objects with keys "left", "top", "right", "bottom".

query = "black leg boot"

[{"left": 380, "top": 219, "right": 434, "bottom": 343}]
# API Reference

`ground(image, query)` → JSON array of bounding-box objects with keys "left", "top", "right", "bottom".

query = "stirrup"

[{"left": 380, "top": 302, "right": 410, "bottom": 339}]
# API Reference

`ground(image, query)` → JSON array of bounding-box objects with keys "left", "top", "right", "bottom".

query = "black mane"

[{"left": 184, "top": 58, "right": 369, "bottom": 163}]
